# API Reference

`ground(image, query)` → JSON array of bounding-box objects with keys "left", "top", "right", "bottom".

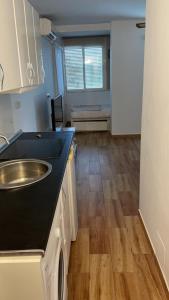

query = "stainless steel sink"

[{"left": 0, "top": 159, "right": 52, "bottom": 190}]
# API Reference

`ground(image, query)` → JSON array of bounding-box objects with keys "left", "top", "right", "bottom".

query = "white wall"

[
  {"left": 111, "top": 20, "right": 145, "bottom": 135},
  {"left": 140, "top": 0, "right": 169, "bottom": 288},
  {"left": 0, "top": 38, "right": 55, "bottom": 136},
  {"left": 0, "top": 95, "right": 14, "bottom": 137}
]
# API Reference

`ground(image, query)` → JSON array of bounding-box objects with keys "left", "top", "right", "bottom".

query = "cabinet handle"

[{"left": 0, "top": 64, "right": 4, "bottom": 90}]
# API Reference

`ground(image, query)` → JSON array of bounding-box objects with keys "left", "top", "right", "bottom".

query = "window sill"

[{"left": 65, "top": 88, "right": 109, "bottom": 94}]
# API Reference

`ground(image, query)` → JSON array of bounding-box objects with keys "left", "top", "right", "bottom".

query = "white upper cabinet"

[
  {"left": 0, "top": 0, "right": 43, "bottom": 93},
  {"left": 0, "top": 1, "right": 22, "bottom": 92},
  {"left": 13, "top": 0, "right": 30, "bottom": 88},
  {"left": 24, "top": 0, "right": 38, "bottom": 86},
  {"left": 33, "top": 8, "right": 45, "bottom": 85}
]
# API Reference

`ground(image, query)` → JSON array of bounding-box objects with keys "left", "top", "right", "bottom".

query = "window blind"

[
  {"left": 63, "top": 35, "right": 110, "bottom": 91},
  {"left": 84, "top": 46, "right": 103, "bottom": 89},
  {"left": 64, "top": 47, "right": 84, "bottom": 90}
]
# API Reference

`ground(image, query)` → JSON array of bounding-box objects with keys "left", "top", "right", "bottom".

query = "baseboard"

[
  {"left": 111, "top": 133, "right": 141, "bottom": 138},
  {"left": 138, "top": 209, "right": 169, "bottom": 292}
]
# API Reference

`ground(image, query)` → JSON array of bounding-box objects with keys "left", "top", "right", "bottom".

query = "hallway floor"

[{"left": 68, "top": 132, "right": 169, "bottom": 300}]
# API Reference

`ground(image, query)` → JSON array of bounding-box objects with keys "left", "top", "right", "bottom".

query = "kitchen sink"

[{"left": 0, "top": 159, "right": 52, "bottom": 190}]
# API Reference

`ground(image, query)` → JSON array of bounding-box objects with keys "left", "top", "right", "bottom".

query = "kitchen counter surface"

[{"left": 0, "top": 131, "right": 74, "bottom": 253}]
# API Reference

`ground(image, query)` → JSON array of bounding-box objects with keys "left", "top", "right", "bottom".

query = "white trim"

[
  {"left": 111, "top": 131, "right": 141, "bottom": 136},
  {"left": 65, "top": 88, "right": 106, "bottom": 94},
  {"left": 139, "top": 209, "right": 169, "bottom": 291}
]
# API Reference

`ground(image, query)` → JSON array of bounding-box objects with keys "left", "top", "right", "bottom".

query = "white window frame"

[{"left": 63, "top": 45, "right": 107, "bottom": 93}]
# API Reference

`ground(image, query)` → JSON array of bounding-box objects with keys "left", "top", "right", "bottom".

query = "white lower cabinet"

[
  {"left": 61, "top": 165, "right": 71, "bottom": 267},
  {"left": 0, "top": 166, "right": 72, "bottom": 300},
  {"left": 42, "top": 194, "right": 68, "bottom": 300}
]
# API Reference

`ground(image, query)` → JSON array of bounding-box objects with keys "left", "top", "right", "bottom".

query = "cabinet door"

[
  {"left": 67, "top": 155, "right": 78, "bottom": 241},
  {"left": 24, "top": 0, "right": 38, "bottom": 85},
  {"left": 33, "top": 8, "right": 45, "bottom": 85},
  {"left": 13, "top": 0, "right": 30, "bottom": 87},
  {"left": 0, "top": 0, "right": 21, "bottom": 92},
  {"left": 61, "top": 168, "right": 71, "bottom": 264}
]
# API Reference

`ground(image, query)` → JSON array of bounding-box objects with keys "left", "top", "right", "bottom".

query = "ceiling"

[{"left": 29, "top": 0, "right": 146, "bottom": 25}]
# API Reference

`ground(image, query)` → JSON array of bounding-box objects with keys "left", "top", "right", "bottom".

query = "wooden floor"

[{"left": 68, "top": 132, "right": 169, "bottom": 300}]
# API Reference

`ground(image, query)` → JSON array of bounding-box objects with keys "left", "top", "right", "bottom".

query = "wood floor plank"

[
  {"left": 105, "top": 198, "right": 125, "bottom": 228},
  {"left": 102, "top": 179, "right": 112, "bottom": 200},
  {"left": 89, "top": 160, "right": 100, "bottom": 175},
  {"left": 69, "top": 228, "right": 89, "bottom": 273},
  {"left": 133, "top": 254, "right": 169, "bottom": 300},
  {"left": 125, "top": 216, "right": 152, "bottom": 254},
  {"left": 109, "top": 228, "right": 135, "bottom": 272},
  {"left": 68, "top": 273, "right": 89, "bottom": 300},
  {"left": 88, "top": 191, "right": 105, "bottom": 217},
  {"left": 112, "top": 273, "right": 140, "bottom": 300},
  {"left": 76, "top": 160, "right": 89, "bottom": 180},
  {"left": 116, "top": 174, "right": 131, "bottom": 192},
  {"left": 89, "top": 254, "right": 113, "bottom": 300},
  {"left": 112, "top": 270, "right": 168, "bottom": 300},
  {"left": 78, "top": 200, "right": 89, "bottom": 228},
  {"left": 102, "top": 179, "right": 118, "bottom": 200},
  {"left": 77, "top": 179, "right": 90, "bottom": 227},
  {"left": 89, "top": 216, "right": 110, "bottom": 254},
  {"left": 119, "top": 191, "right": 138, "bottom": 216},
  {"left": 77, "top": 179, "right": 90, "bottom": 200},
  {"left": 89, "top": 175, "right": 102, "bottom": 192}
]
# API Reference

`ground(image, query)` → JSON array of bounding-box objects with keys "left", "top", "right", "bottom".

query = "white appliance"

[
  {"left": 40, "top": 18, "right": 58, "bottom": 43},
  {"left": 67, "top": 143, "right": 78, "bottom": 241},
  {"left": 42, "top": 196, "right": 68, "bottom": 300}
]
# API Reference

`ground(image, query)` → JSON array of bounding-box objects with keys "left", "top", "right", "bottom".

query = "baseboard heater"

[{"left": 71, "top": 119, "right": 110, "bottom": 132}]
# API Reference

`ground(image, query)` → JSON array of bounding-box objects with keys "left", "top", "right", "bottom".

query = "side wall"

[
  {"left": 111, "top": 20, "right": 145, "bottom": 135},
  {"left": 140, "top": 0, "right": 169, "bottom": 288}
]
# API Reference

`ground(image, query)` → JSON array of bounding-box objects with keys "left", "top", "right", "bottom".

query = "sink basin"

[{"left": 0, "top": 159, "right": 52, "bottom": 190}]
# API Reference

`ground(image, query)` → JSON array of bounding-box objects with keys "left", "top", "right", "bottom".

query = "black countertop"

[{"left": 0, "top": 131, "right": 74, "bottom": 253}]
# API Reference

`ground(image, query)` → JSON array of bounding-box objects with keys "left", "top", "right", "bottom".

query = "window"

[{"left": 64, "top": 45, "right": 104, "bottom": 91}]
